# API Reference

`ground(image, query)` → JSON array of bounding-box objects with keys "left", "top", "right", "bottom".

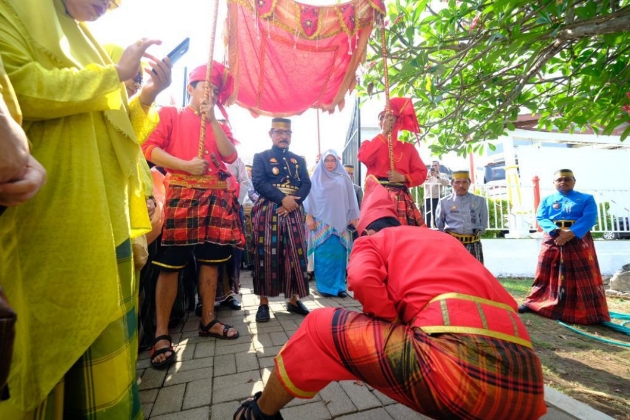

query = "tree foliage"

[{"left": 359, "top": 0, "right": 630, "bottom": 156}]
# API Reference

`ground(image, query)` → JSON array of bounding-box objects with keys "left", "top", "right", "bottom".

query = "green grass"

[{"left": 498, "top": 278, "right": 532, "bottom": 299}]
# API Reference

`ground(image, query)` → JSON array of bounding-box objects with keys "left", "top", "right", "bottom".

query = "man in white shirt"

[{"left": 423, "top": 160, "right": 449, "bottom": 228}]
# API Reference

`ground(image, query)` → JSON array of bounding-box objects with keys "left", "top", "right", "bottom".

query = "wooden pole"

[
  {"left": 380, "top": 24, "right": 394, "bottom": 171},
  {"left": 316, "top": 109, "right": 321, "bottom": 156},
  {"left": 198, "top": 0, "right": 221, "bottom": 159}
]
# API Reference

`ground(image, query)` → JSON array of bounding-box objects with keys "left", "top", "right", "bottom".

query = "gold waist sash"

[
  {"left": 273, "top": 185, "right": 299, "bottom": 195},
  {"left": 169, "top": 173, "right": 227, "bottom": 190},
  {"left": 554, "top": 220, "right": 576, "bottom": 228},
  {"left": 447, "top": 231, "right": 480, "bottom": 244}
]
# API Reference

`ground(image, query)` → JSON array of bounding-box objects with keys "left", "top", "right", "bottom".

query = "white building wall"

[{"left": 482, "top": 239, "right": 630, "bottom": 277}]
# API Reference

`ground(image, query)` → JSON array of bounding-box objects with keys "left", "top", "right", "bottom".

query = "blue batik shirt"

[{"left": 536, "top": 190, "right": 597, "bottom": 238}]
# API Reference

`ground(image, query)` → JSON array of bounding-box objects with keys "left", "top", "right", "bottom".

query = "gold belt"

[
  {"left": 376, "top": 178, "right": 405, "bottom": 189},
  {"left": 555, "top": 220, "right": 575, "bottom": 228},
  {"left": 169, "top": 173, "right": 227, "bottom": 190},
  {"left": 447, "top": 231, "right": 480, "bottom": 244},
  {"left": 273, "top": 185, "right": 299, "bottom": 195}
]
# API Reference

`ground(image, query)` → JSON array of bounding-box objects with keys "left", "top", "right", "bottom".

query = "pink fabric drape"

[{"left": 226, "top": 0, "right": 385, "bottom": 116}]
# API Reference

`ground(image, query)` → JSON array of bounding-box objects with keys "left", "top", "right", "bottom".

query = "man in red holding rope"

[
  {"left": 142, "top": 63, "right": 245, "bottom": 369},
  {"left": 358, "top": 97, "right": 427, "bottom": 226},
  {"left": 233, "top": 176, "right": 547, "bottom": 420}
]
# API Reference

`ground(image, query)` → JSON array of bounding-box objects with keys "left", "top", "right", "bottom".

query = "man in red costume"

[
  {"left": 234, "top": 176, "right": 547, "bottom": 420},
  {"left": 142, "top": 63, "right": 245, "bottom": 369},
  {"left": 357, "top": 97, "right": 427, "bottom": 226}
]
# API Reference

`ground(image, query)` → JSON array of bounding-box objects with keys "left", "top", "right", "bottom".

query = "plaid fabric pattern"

[
  {"left": 275, "top": 308, "right": 546, "bottom": 420},
  {"left": 386, "top": 187, "right": 425, "bottom": 227},
  {"left": 523, "top": 232, "right": 610, "bottom": 325},
  {"left": 2, "top": 241, "right": 143, "bottom": 420},
  {"left": 162, "top": 186, "right": 245, "bottom": 248},
  {"left": 463, "top": 241, "right": 484, "bottom": 263},
  {"left": 251, "top": 197, "right": 309, "bottom": 298}
]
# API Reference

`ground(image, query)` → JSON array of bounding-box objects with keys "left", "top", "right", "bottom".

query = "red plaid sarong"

[
  {"left": 523, "top": 232, "right": 610, "bottom": 325},
  {"left": 385, "top": 186, "right": 425, "bottom": 227},
  {"left": 275, "top": 308, "right": 546, "bottom": 419},
  {"left": 161, "top": 185, "right": 245, "bottom": 248}
]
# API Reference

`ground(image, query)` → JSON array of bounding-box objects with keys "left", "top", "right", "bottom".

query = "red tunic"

[
  {"left": 273, "top": 226, "right": 545, "bottom": 419},
  {"left": 141, "top": 106, "right": 244, "bottom": 247},
  {"left": 142, "top": 106, "right": 237, "bottom": 175},
  {"left": 357, "top": 134, "right": 427, "bottom": 187}
]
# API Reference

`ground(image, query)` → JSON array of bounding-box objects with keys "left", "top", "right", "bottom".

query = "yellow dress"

[{"left": 0, "top": 0, "right": 155, "bottom": 415}]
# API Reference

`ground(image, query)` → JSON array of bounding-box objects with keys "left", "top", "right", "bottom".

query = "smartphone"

[
  {"left": 166, "top": 37, "right": 190, "bottom": 65},
  {"left": 152, "top": 37, "right": 189, "bottom": 75}
]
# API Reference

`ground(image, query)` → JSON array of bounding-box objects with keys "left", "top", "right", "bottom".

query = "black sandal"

[
  {"left": 233, "top": 391, "right": 284, "bottom": 420},
  {"left": 199, "top": 319, "right": 240, "bottom": 340},
  {"left": 150, "top": 334, "right": 176, "bottom": 369}
]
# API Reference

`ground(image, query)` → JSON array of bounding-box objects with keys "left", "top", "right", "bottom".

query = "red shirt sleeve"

[
  {"left": 404, "top": 146, "right": 427, "bottom": 187},
  {"left": 357, "top": 135, "right": 387, "bottom": 167},
  {"left": 142, "top": 107, "right": 174, "bottom": 162},
  {"left": 347, "top": 236, "right": 399, "bottom": 322},
  {"left": 218, "top": 122, "right": 238, "bottom": 164}
]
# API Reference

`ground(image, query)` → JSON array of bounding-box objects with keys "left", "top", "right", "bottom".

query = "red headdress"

[
  {"left": 356, "top": 175, "right": 398, "bottom": 235},
  {"left": 378, "top": 97, "right": 420, "bottom": 142},
  {"left": 189, "top": 62, "right": 234, "bottom": 122}
]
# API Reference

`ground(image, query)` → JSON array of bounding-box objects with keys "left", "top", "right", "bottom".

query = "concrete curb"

[{"left": 544, "top": 386, "right": 615, "bottom": 420}]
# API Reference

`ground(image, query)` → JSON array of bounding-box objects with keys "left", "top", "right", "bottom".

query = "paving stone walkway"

[{"left": 136, "top": 272, "right": 611, "bottom": 420}]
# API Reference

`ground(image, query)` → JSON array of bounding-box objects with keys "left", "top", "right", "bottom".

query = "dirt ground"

[{"left": 500, "top": 279, "right": 630, "bottom": 420}]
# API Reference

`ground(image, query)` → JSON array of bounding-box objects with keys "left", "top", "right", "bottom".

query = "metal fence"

[{"left": 410, "top": 183, "right": 630, "bottom": 236}]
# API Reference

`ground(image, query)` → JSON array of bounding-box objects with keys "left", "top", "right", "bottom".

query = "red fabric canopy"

[{"left": 226, "top": 0, "right": 385, "bottom": 117}]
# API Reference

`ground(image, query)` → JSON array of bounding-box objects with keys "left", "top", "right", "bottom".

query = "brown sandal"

[{"left": 199, "top": 319, "right": 239, "bottom": 340}]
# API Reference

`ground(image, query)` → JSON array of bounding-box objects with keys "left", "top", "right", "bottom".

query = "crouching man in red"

[{"left": 234, "top": 176, "right": 547, "bottom": 420}]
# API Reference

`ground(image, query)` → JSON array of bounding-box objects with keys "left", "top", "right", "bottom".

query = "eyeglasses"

[
  {"left": 272, "top": 129, "right": 292, "bottom": 136},
  {"left": 554, "top": 177, "right": 574, "bottom": 183}
]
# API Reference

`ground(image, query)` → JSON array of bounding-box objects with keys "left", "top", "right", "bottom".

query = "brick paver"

[{"left": 137, "top": 271, "right": 595, "bottom": 420}]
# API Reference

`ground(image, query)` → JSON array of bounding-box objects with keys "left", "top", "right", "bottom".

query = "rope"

[
  {"left": 198, "top": 0, "right": 221, "bottom": 159},
  {"left": 379, "top": 24, "right": 394, "bottom": 171}
]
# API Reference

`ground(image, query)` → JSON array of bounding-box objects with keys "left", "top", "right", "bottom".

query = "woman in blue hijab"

[{"left": 304, "top": 150, "right": 360, "bottom": 297}]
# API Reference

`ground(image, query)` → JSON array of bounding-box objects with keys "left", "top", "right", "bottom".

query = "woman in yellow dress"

[{"left": 0, "top": 0, "right": 171, "bottom": 418}]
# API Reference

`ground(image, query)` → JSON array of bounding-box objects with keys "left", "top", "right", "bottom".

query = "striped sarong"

[
  {"left": 523, "top": 232, "right": 610, "bottom": 325},
  {"left": 162, "top": 185, "right": 244, "bottom": 248},
  {"left": 385, "top": 186, "right": 425, "bottom": 227},
  {"left": 0, "top": 240, "right": 142, "bottom": 420},
  {"left": 251, "top": 197, "right": 309, "bottom": 298},
  {"left": 275, "top": 307, "right": 546, "bottom": 420},
  {"left": 463, "top": 241, "right": 484, "bottom": 263}
]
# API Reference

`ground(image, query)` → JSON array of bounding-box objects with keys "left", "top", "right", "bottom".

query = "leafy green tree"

[{"left": 359, "top": 0, "right": 630, "bottom": 156}]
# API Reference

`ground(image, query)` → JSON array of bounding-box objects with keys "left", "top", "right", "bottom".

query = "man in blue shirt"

[{"left": 519, "top": 169, "right": 610, "bottom": 325}]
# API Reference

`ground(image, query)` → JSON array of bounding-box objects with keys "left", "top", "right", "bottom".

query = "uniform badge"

[
  {"left": 553, "top": 202, "right": 560, "bottom": 209},
  {"left": 272, "top": 167, "right": 280, "bottom": 175},
  {"left": 290, "top": 158, "right": 297, "bottom": 164},
  {"left": 270, "top": 158, "right": 278, "bottom": 163},
  {"left": 450, "top": 205, "right": 457, "bottom": 211}
]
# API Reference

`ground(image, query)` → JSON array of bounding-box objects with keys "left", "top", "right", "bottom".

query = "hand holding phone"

[
  {"left": 153, "top": 37, "right": 189, "bottom": 74},
  {"left": 166, "top": 37, "right": 190, "bottom": 65}
]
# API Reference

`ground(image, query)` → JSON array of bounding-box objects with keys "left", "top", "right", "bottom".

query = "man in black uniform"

[{"left": 251, "top": 118, "right": 312, "bottom": 322}]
